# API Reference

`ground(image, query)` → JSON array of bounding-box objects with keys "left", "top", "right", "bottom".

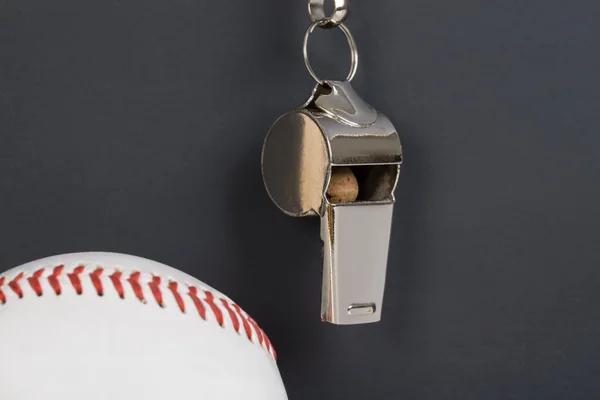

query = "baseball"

[{"left": 0, "top": 252, "right": 288, "bottom": 399}]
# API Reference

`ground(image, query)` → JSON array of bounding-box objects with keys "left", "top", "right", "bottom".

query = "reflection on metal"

[
  {"left": 262, "top": 80, "right": 402, "bottom": 325},
  {"left": 308, "top": 0, "right": 349, "bottom": 28}
]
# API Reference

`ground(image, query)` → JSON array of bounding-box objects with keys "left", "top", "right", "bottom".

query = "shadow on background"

[{"left": 226, "top": 140, "right": 323, "bottom": 371}]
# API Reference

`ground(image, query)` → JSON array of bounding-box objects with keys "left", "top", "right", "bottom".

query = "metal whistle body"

[{"left": 262, "top": 80, "right": 402, "bottom": 324}]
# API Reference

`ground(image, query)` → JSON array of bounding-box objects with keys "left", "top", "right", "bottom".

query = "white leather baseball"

[{"left": 0, "top": 252, "right": 288, "bottom": 399}]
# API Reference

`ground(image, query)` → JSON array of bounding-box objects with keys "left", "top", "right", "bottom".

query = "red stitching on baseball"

[
  {"left": 27, "top": 269, "right": 45, "bottom": 296},
  {"left": 90, "top": 268, "right": 104, "bottom": 296},
  {"left": 168, "top": 281, "right": 185, "bottom": 313},
  {"left": 187, "top": 286, "right": 206, "bottom": 320},
  {"left": 109, "top": 271, "right": 125, "bottom": 299},
  {"left": 0, "top": 277, "right": 6, "bottom": 304},
  {"left": 128, "top": 271, "right": 145, "bottom": 303},
  {"left": 263, "top": 331, "right": 276, "bottom": 359},
  {"left": 48, "top": 265, "right": 64, "bottom": 295},
  {"left": 67, "top": 266, "right": 84, "bottom": 295},
  {"left": 148, "top": 276, "right": 164, "bottom": 307},
  {"left": 247, "top": 315, "right": 264, "bottom": 346},
  {"left": 9, "top": 272, "right": 24, "bottom": 298},
  {"left": 204, "top": 291, "right": 224, "bottom": 327},
  {"left": 232, "top": 303, "right": 253, "bottom": 340},
  {"left": 220, "top": 298, "right": 240, "bottom": 333},
  {"left": 247, "top": 313, "right": 274, "bottom": 357},
  {"left": 0, "top": 265, "right": 277, "bottom": 360}
]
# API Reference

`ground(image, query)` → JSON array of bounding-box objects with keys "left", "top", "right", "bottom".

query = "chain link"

[{"left": 308, "top": 0, "right": 349, "bottom": 29}]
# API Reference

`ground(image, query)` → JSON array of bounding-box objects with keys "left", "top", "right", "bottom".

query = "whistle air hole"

[{"left": 327, "top": 165, "right": 397, "bottom": 203}]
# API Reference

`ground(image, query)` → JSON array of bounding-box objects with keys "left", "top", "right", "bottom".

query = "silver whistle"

[{"left": 262, "top": 80, "right": 402, "bottom": 324}]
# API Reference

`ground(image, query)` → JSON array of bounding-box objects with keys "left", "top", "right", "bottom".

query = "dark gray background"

[{"left": 1, "top": 0, "right": 599, "bottom": 399}]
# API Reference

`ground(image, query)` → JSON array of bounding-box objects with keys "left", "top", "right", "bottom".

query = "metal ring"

[
  {"left": 308, "top": 0, "right": 349, "bottom": 28},
  {"left": 302, "top": 21, "right": 358, "bottom": 84}
]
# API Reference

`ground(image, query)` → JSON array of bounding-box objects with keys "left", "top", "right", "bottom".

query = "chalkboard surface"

[{"left": 1, "top": 1, "right": 599, "bottom": 398}]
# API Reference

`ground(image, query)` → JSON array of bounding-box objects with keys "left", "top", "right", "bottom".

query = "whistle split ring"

[
  {"left": 303, "top": 21, "right": 358, "bottom": 84},
  {"left": 308, "top": 0, "right": 349, "bottom": 29}
]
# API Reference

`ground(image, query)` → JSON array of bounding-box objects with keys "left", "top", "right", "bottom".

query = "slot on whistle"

[
  {"left": 326, "top": 165, "right": 398, "bottom": 204},
  {"left": 348, "top": 303, "right": 377, "bottom": 316}
]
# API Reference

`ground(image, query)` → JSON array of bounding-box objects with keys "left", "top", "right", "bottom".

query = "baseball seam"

[{"left": 0, "top": 264, "right": 276, "bottom": 360}]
